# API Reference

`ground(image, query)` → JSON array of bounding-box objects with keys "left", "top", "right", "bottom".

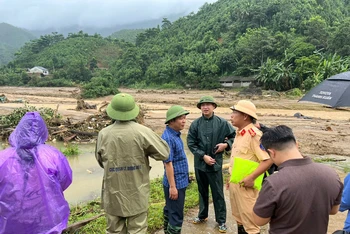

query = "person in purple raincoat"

[{"left": 0, "top": 112, "right": 72, "bottom": 234}]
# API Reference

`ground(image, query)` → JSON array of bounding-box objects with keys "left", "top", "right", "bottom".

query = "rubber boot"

[
  {"left": 167, "top": 224, "right": 182, "bottom": 234},
  {"left": 163, "top": 214, "right": 169, "bottom": 234}
]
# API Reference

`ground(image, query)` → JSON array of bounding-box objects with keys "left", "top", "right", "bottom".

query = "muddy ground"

[{"left": 0, "top": 86, "right": 349, "bottom": 233}]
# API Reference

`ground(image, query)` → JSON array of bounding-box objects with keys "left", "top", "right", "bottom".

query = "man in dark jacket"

[{"left": 187, "top": 96, "right": 235, "bottom": 233}]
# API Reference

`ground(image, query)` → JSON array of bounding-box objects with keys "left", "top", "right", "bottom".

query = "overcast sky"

[{"left": 0, "top": 0, "right": 218, "bottom": 30}]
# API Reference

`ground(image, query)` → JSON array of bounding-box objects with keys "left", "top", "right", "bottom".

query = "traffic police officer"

[{"left": 228, "top": 100, "right": 272, "bottom": 234}]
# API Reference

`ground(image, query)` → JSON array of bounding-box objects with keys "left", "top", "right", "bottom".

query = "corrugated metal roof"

[{"left": 219, "top": 76, "right": 255, "bottom": 82}]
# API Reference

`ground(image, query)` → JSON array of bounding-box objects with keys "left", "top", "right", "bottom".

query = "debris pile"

[
  {"left": 48, "top": 111, "right": 111, "bottom": 142},
  {"left": 49, "top": 106, "right": 145, "bottom": 143},
  {"left": 0, "top": 103, "right": 146, "bottom": 143},
  {"left": 238, "top": 86, "right": 263, "bottom": 96},
  {"left": 76, "top": 98, "right": 97, "bottom": 110},
  {"left": 293, "top": 112, "right": 312, "bottom": 119},
  {"left": 0, "top": 94, "right": 23, "bottom": 103},
  {"left": 0, "top": 94, "right": 7, "bottom": 103}
]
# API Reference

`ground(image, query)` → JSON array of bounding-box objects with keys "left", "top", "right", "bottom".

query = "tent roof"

[{"left": 328, "top": 71, "right": 350, "bottom": 81}]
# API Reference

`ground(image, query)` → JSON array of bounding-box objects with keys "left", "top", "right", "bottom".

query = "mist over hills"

[
  {"left": 0, "top": 0, "right": 218, "bottom": 65},
  {"left": 0, "top": 23, "right": 36, "bottom": 47},
  {"left": 1, "top": 0, "right": 350, "bottom": 95},
  {"left": 0, "top": 23, "right": 37, "bottom": 65},
  {"left": 28, "top": 13, "right": 185, "bottom": 37},
  {"left": 0, "top": 12, "right": 184, "bottom": 65}
]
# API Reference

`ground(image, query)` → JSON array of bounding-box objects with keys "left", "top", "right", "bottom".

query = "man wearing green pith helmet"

[
  {"left": 162, "top": 105, "right": 190, "bottom": 234},
  {"left": 187, "top": 96, "right": 236, "bottom": 233},
  {"left": 95, "top": 93, "right": 170, "bottom": 234}
]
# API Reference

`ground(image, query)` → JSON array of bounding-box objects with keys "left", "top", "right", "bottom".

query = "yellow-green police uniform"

[{"left": 229, "top": 123, "right": 270, "bottom": 234}]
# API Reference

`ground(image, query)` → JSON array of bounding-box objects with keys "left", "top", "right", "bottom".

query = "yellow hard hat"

[{"left": 230, "top": 100, "right": 258, "bottom": 120}]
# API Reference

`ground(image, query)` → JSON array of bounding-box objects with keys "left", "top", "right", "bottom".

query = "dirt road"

[{"left": 0, "top": 86, "right": 349, "bottom": 233}]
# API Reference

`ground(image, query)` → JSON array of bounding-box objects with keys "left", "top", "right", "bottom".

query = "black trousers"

[
  {"left": 163, "top": 186, "right": 187, "bottom": 227},
  {"left": 195, "top": 168, "right": 226, "bottom": 224}
]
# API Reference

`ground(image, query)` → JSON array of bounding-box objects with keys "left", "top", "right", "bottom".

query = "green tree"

[
  {"left": 82, "top": 76, "right": 118, "bottom": 98},
  {"left": 329, "top": 19, "right": 350, "bottom": 56},
  {"left": 66, "top": 60, "right": 92, "bottom": 82},
  {"left": 89, "top": 57, "right": 98, "bottom": 71},
  {"left": 256, "top": 51, "right": 297, "bottom": 91},
  {"left": 161, "top": 18, "right": 172, "bottom": 30},
  {"left": 303, "top": 15, "right": 329, "bottom": 49},
  {"left": 234, "top": 27, "right": 276, "bottom": 75}
]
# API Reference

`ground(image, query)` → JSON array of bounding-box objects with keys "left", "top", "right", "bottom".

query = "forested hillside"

[
  {"left": 0, "top": 43, "right": 16, "bottom": 65},
  {"left": 0, "top": 23, "right": 36, "bottom": 65},
  {"left": 1, "top": 31, "right": 131, "bottom": 97},
  {"left": 117, "top": 0, "right": 350, "bottom": 90},
  {"left": 1, "top": 0, "right": 350, "bottom": 96},
  {"left": 110, "top": 29, "right": 146, "bottom": 44}
]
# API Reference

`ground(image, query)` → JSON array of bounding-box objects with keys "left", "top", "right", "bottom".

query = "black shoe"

[{"left": 192, "top": 217, "right": 208, "bottom": 224}]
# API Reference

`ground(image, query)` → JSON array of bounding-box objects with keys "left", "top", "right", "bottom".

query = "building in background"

[
  {"left": 28, "top": 66, "right": 49, "bottom": 76},
  {"left": 219, "top": 76, "right": 255, "bottom": 88}
]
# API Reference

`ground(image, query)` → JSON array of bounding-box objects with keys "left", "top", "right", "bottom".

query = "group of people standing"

[
  {"left": 0, "top": 92, "right": 346, "bottom": 234},
  {"left": 95, "top": 92, "right": 344, "bottom": 234}
]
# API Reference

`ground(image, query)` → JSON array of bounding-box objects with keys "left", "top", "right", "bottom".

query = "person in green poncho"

[{"left": 187, "top": 96, "right": 235, "bottom": 233}]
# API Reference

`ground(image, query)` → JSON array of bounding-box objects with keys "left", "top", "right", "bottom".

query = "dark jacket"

[{"left": 187, "top": 114, "right": 235, "bottom": 172}]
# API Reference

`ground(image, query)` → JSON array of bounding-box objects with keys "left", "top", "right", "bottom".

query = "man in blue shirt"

[{"left": 162, "top": 105, "right": 190, "bottom": 234}]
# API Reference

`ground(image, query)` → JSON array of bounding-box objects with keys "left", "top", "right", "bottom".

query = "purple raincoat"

[{"left": 0, "top": 112, "right": 72, "bottom": 234}]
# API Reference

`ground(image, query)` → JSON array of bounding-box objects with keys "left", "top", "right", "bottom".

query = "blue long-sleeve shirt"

[
  {"left": 340, "top": 173, "right": 350, "bottom": 231},
  {"left": 162, "top": 126, "right": 189, "bottom": 189}
]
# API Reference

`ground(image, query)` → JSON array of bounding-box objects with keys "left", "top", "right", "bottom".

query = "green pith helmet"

[
  {"left": 230, "top": 100, "right": 258, "bottom": 120},
  {"left": 196, "top": 96, "right": 217, "bottom": 109},
  {"left": 106, "top": 93, "right": 140, "bottom": 121},
  {"left": 165, "top": 105, "right": 189, "bottom": 124}
]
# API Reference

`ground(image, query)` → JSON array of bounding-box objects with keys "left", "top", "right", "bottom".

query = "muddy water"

[
  {"left": 56, "top": 142, "right": 104, "bottom": 205},
  {"left": 54, "top": 135, "right": 194, "bottom": 205}
]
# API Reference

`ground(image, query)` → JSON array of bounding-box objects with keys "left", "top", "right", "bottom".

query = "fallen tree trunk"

[
  {"left": 68, "top": 129, "right": 98, "bottom": 136},
  {"left": 63, "top": 213, "right": 104, "bottom": 233},
  {"left": 63, "top": 134, "right": 77, "bottom": 142},
  {"left": 52, "top": 129, "right": 68, "bottom": 135}
]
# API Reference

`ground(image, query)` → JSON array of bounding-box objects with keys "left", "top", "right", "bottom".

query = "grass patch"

[
  {"left": 312, "top": 157, "right": 337, "bottom": 163},
  {"left": 130, "top": 81, "right": 184, "bottom": 90},
  {"left": 343, "top": 165, "right": 350, "bottom": 173},
  {"left": 285, "top": 88, "right": 303, "bottom": 98},
  {"left": 66, "top": 176, "right": 199, "bottom": 233},
  {"left": 62, "top": 144, "right": 79, "bottom": 156}
]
